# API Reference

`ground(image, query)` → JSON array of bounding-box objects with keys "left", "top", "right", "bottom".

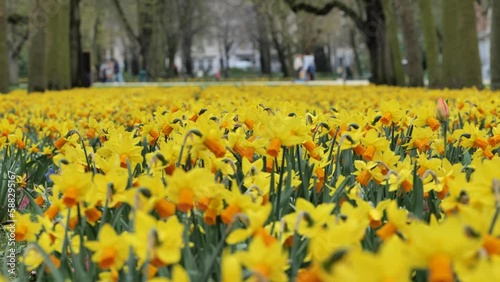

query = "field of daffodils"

[{"left": 0, "top": 85, "right": 499, "bottom": 282}]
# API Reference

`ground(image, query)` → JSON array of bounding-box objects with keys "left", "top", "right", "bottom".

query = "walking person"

[
  {"left": 112, "top": 58, "right": 125, "bottom": 83},
  {"left": 293, "top": 54, "right": 304, "bottom": 81},
  {"left": 303, "top": 51, "right": 316, "bottom": 81},
  {"left": 99, "top": 61, "right": 108, "bottom": 83},
  {"left": 105, "top": 59, "right": 114, "bottom": 82}
]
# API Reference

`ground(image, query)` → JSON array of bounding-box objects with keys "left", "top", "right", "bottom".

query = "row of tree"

[
  {"left": 286, "top": 0, "right": 497, "bottom": 89},
  {"left": 1, "top": 0, "right": 332, "bottom": 93},
  {"left": 1, "top": 0, "right": 499, "bottom": 93},
  {"left": 0, "top": 0, "right": 86, "bottom": 93}
]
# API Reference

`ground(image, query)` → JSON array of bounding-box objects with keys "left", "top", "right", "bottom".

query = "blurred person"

[
  {"left": 345, "top": 65, "right": 353, "bottom": 80},
  {"left": 197, "top": 69, "right": 204, "bottom": 78},
  {"left": 293, "top": 54, "right": 304, "bottom": 80},
  {"left": 99, "top": 61, "right": 108, "bottom": 83},
  {"left": 111, "top": 58, "right": 125, "bottom": 83},
  {"left": 303, "top": 51, "right": 315, "bottom": 81},
  {"left": 173, "top": 64, "right": 179, "bottom": 76},
  {"left": 105, "top": 60, "right": 115, "bottom": 82},
  {"left": 215, "top": 69, "right": 221, "bottom": 81}
]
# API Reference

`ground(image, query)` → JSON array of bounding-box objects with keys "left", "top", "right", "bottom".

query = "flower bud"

[{"left": 436, "top": 97, "right": 449, "bottom": 121}]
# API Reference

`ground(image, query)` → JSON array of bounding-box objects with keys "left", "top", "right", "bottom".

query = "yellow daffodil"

[{"left": 85, "top": 224, "right": 130, "bottom": 270}]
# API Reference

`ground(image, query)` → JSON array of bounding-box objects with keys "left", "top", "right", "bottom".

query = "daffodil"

[
  {"left": 407, "top": 218, "right": 482, "bottom": 282},
  {"left": 148, "top": 265, "right": 190, "bottom": 282},
  {"left": 456, "top": 256, "right": 500, "bottom": 282},
  {"left": 236, "top": 236, "right": 288, "bottom": 282},
  {"left": 353, "top": 160, "right": 383, "bottom": 187},
  {"left": 413, "top": 104, "right": 441, "bottom": 131},
  {"left": 378, "top": 100, "right": 404, "bottom": 126},
  {"left": 8, "top": 128, "right": 26, "bottom": 149},
  {"left": 222, "top": 253, "right": 242, "bottom": 282},
  {"left": 454, "top": 122, "right": 489, "bottom": 151},
  {"left": 97, "top": 130, "right": 144, "bottom": 169},
  {"left": 226, "top": 204, "right": 273, "bottom": 244},
  {"left": 261, "top": 114, "right": 310, "bottom": 158},
  {"left": 332, "top": 237, "right": 412, "bottom": 282},
  {"left": 90, "top": 169, "right": 129, "bottom": 208},
  {"left": 228, "top": 127, "right": 256, "bottom": 161},
  {"left": 50, "top": 164, "right": 93, "bottom": 208},
  {"left": 165, "top": 167, "right": 215, "bottom": 213},
  {"left": 341, "top": 199, "right": 391, "bottom": 229},
  {"left": 12, "top": 212, "right": 41, "bottom": 242},
  {"left": 406, "top": 127, "right": 435, "bottom": 152},
  {"left": 375, "top": 201, "right": 411, "bottom": 240},
  {"left": 307, "top": 218, "right": 367, "bottom": 263},
  {"left": 467, "top": 158, "right": 500, "bottom": 209},
  {"left": 188, "top": 115, "right": 227, "bottom": 158},
  {"left": 85, "top": 224, "right": 130, "bottom": 270},
  {"left": 21, "top": 233, "right": 60, "bottom": 271},
  {"left": 131, "top": 211, "right": 184, "bottom": 267},
  {"left": 360, "top": 129, "right": 390, "bottom": 161}
]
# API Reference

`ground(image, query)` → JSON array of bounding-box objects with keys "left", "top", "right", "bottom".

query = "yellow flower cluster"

[{"left": 1, "top": 85, "right": 500, "bottom": 282}]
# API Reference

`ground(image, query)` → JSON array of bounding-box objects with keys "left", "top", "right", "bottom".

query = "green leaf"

[{"left": 412, "top": 163, "right": 424, "bottom": 219}]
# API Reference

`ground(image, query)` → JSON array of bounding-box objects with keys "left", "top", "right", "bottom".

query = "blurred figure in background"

[
  {"left": 303, "top": 51, "right": 315, "bottom": 81},
  {"left": 294, "top": 54, "right": 304, "bottom": 80},
  {"left": 99, "top": 61, "right": 109, "bottom": 82},
  {"left": 111, "top": 58, "right": 125, "bottom": 83}
]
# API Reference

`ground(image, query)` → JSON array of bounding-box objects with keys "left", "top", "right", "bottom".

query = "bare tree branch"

[
  {"left": 111, "top": 0, "right": 140, "bottom": 46},
  {"left": 10, "top": 31, "right": 28, "bottom": 58},
  {"left": 284, "top": 0, "right": 364, "bottom": 30}
]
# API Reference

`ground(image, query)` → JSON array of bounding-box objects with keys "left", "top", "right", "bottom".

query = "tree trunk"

[
  {"left": 28, "top": 0, "right": 46, "bottom": 94},
  {"left": 279, "top": 10, "right": 295, "bottom": 75},
  {"left": 367, "top": 39, "right": 382, "bottom": 84},
  {"left": 267, "top": 15, "right": 290, "bottom": 77},
  {"left": 381, "top": 0, "right": 404, "bottom": 86},
  {"left": 8, "top": 57, "right": 18, "bottom": 86},
  {"left": 181, "top": 31, "right": 193, "bottom": 76},
  {"left": 147, "top": 0, "right": 166, "bottom": 79},
  {"left": 383, "top": 29, "right": 395, "bottom": 85},
  {"left": 139, "top": 0, "right": 154, "bottom": 72},
  {"left": 417, "top": 0, "right": 441, "bottom": 88},
  {"left": 364, "top": 0, "right": 391, "bottom": 85},
  {"left": 258, "top": 36, "right": 272, "bottom": 75},
  {"left": 58, "top": 2, "right": 71, "bottom": 89},
  {"left": 458, "top": 0, "right": 483, "bottom": 88},
  {"left": 92, "top": 13, "right": 101, "bottom": 76},
  {"left": 271, "top": 32, "right": 289, "bottom": 77},
  {"left": 46, "top": 3, "right": 71, "bottom": 90},
  {"left": 178, "top": 0, "right": 195, "bottom": 77},
  {"left": 285, "top": 0, "right": 398, "bottom": 85},
  {"left": 397, "top": 0, "right": 423, "bottom": 86},
  {"left": 70, "top": 0, "right": 85, "bottom": 87},
  {"left": 349, "top": 29, "right": 363, "bottom": 77},
  {"left": 46, "top": 5, "right": 59, "bottom": 90},
  {"left": 314, "top": 46, "right": 330, "bottom": 73},
  {"left": 167, "top": 38, "right": 177, "bottom": 77},
  {"left": 165, "top": 0, "right": 178, "bottom": 78},
  {"left": 442, "top": 0, "right": 460, "bottom": 88},
  {"left": 224, "top": 44, "right": 230, "bottom": 71},
  {"left": 256, "top": 8, "right": 271, "bottom": 75},
  {"left": 492, "top": 0, "right": 500, "bottom": 90},
  {"left": 373, "top": 26, "right": 391, "bottom": 84},
  {"left": 0, "top": 0, "right": 9, "bottom": 93}
]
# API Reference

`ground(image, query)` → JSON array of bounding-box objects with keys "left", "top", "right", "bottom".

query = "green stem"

[
  {"left": 74, "top": 131, "right": 93, "bottom": 175},
  {"left": 442, "top": 120, "right": 448, "bottom": 160},
  {"left": 489, "top": 207, "right": 500, "bottom": 234},
  {"left": 200, "top": 230, "right": 228, "bottom": 282},
  {"left": 275, "top": 147, "right": 287, "bottom": 221},
  {"left": 176, "top": 129, "right": 202, "bottom": 167}
]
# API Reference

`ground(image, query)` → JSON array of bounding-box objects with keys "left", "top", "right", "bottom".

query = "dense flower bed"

[{"left": 0, "top": 86, "right": 499, "bottom": 282}]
